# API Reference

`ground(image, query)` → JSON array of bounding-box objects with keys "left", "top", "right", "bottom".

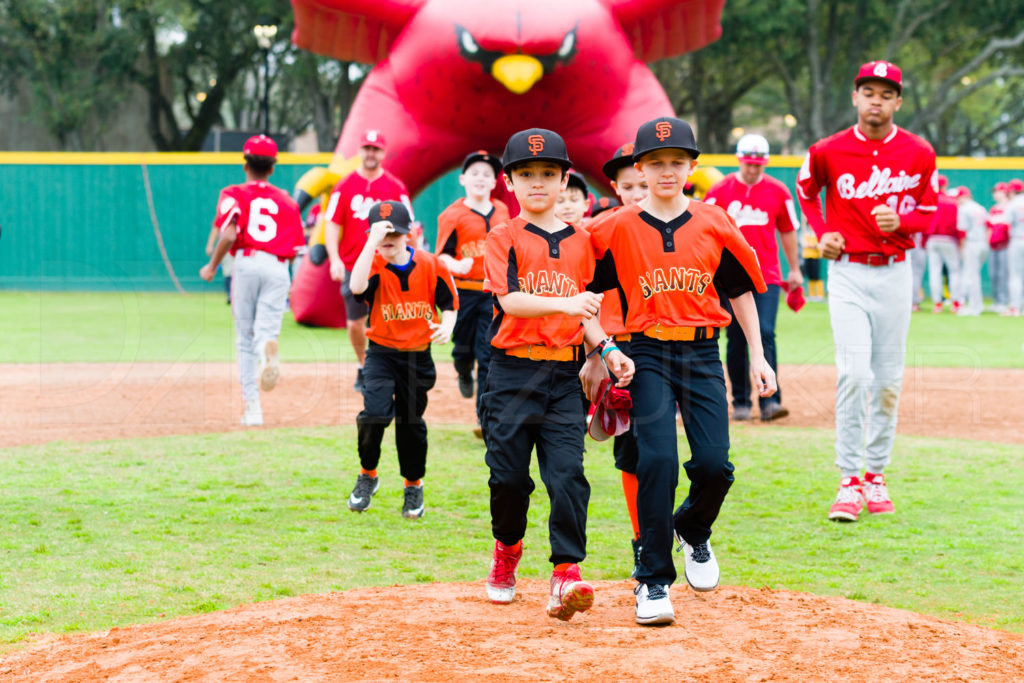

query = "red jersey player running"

[
  {"left": 324, "top": 130, "right": 414, "bottom": 394},
  {"left": 704, "top": 134, "right": 802, "bottom": 422},
  {"left": 797, "top": 61, "right": 938, "bottom": 522},
  {"left": 200, "top": 135, "right": 305, "bottom": 426}
]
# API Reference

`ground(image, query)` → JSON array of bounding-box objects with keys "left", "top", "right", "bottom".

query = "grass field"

[
  {"left": 2, "top": 291, "right": 1022, "bottom": 367},
  {"left": 0, "top": 425, "right": 1021, "bottom": 647}
]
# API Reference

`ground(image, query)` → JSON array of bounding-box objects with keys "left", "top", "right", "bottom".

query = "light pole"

[{"left": 253, "top": 24, "right": 278, "bottom": 136}]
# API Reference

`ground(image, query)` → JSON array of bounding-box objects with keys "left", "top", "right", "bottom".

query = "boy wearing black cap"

[
  {"left": 555, "top": 171, "right": 589, "bottom": 225},
  {"left": 346, "top": 200, "right": 459, "bottom": 519},
  {"left": 587, "top": 117, "right": 776, "bottom": 625},
  {"left": 481, "top": 128, "right": 634, "bottom": 621},
  {"left": 435, "top": 151, "right": 511, "bottom": 435}
]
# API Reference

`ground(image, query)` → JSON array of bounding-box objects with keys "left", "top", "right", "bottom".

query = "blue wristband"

[{"left": 600, "top": 344, "right": 618, "bottom": 360}]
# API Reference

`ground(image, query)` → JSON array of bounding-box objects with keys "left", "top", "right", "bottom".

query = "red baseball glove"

[{"left": 588, "top": 378, "right": 632, "bottom": 442}]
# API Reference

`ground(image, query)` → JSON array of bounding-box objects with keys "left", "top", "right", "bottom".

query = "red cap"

[
  {"left": 781, "top": 282, "right": 805, "bottom": 313},
  {"left": 243, "top": 134, "right": 277, "bottom": 158},
  {"left": 1009, "top": 179, "right": 1024, "bottom": 193},
  {"left": 937, "top": 174, "right": 949, "bottom": 188},
  {"left": 953, "top": 186, "right": 971, "bottom": 199},
  {"left": 854, "top": 61, "right": 902, "bottom": 94},
  {"left": 994, "top": 182, "right": 1009, "bottom": 193},
  {"left": 360, "top": 129, "right": 387, "bottom": 150}
]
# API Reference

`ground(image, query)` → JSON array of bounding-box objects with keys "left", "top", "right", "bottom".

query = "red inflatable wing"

[
  {"left": 291, "top": 0, "right": 426, "bottom": 63},
  {"left": 609, "top": 0, "right": 726, "bottom": 62}
]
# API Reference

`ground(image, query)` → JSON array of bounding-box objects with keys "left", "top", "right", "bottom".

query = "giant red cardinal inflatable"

[{"left": 292, "top": 0, "right": 725, "bottom": 195}]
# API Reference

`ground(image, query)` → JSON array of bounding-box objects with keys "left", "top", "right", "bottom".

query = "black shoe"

[
  {"left": 457, "top": 371, "right": 474, "bottom": 399},
  {"left": 732, "top": 405, "right": 751, "bottom": 421},
  {"left": 354, "top": 367, "right": 365, "bottom": 394},
  {"left": 630, "top": 538, "right": 642, "bottom": 579},
  {"left": 402, "top": 485, "right": 425, "bottom": 519},
  {"left": 347, "top": 473, "right": 380, "bottom": 512},
  {"left": 760, "top": 404, "right": 789, "bottom": 422}
]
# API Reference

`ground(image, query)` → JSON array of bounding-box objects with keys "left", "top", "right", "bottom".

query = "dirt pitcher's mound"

[{"left": 3, "top": 581, "right": 1022, "bottom": 682}]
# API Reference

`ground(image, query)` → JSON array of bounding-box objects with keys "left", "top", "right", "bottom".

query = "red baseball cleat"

[
  {"left": 863, "top": 472, "right": 895, "bottom": 514},
  {"left": 485, "top": 540, "right": 522, "bottom": 604},
  {"left": 828, "top": 476, "right": 865, "bottom": 522},
  {"left": 931, "top": 302, "right": 944, "bottom": 314},
  {"left": 547, "top": 564, "right": 594, "bottom": 621}
]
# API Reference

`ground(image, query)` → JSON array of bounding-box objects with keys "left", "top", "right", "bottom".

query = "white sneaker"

[
  {"left": 240, "top": 400, "right": 263, "bottom": 427},
  {"left": 678, "top": 535, "right": 719, "bottom": 592},
  {"left": 259, "top": 339, "right": 280, "bottom": 391},
  {"left": 634, "top": 583, "right": 674, "bottom": 625}
]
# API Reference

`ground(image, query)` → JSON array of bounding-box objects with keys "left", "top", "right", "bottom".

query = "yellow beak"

[{"left": 491, "top": 55, "right": 544, "bottom": 94}]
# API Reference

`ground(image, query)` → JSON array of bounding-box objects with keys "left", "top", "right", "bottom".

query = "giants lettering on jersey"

[
  {"left": 380, "top": 301, "right": 434, "bottom": 322},
  {"left": 518, "top": 271, "right": 580, "bottom": 297},
  {"left": 836, "top": 166, "right": 921, "bottom": 200},
  {"left": 639, "top": 267, "right": 712, "bottom": 299},
  {"left": 460, "top": 239, "right": 486, "bottom": 259},
  {"left": 725, "top": 201, "right": 769, "bottom": 227}
]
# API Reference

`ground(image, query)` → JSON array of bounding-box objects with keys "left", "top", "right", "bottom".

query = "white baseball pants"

[
  {"left": 960, "top": 241, "right": 988, "bottom": 315},
  {"left": 1008, "top": 239, "right": 1024, "bottom": 312},
  {"left": 231, "top": 251, "right": 291, "bottom": 404},
  {"left": 927, "top": 236, "right": 961, "bottom": 304},
  {"left": 828, "top": 258, "right": 911, "bottom": 477}
]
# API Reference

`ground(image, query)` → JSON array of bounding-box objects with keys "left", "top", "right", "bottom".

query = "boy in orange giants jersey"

[
  {"left": 481, "top": 128, "right": 634, "bottom": 621},
  {"left": 585, "top": 117, "right": 776, "bottom": 626},
  {"left": 346, "top": 201, "right": 458, "bottom": 519},
  {"left": 435, "top": 151, "right": 511, "bottom": 436}
]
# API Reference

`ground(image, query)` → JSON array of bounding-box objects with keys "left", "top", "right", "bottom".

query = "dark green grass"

[{"left": 1, "top": 425, "right": 1020, "bottom": 648}]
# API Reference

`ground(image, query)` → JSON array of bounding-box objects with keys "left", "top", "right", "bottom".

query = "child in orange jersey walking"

[
  {"left": 346, "top": 201, "right": 458, "bottom": 519},
  {"left": 435, "top": 151, "right": 511, "bottom": 436},
  {"left": 481, "top": 128, "right": 633, "bottom": 621},
  {"left": 586, "top": 117, "right": 776, "bottom": 626}
]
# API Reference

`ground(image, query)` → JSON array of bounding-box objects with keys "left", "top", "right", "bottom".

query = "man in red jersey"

[
  {"left": 324, "top": 130, "right": 414, "bottom": 393},
  {"left": 797, "top": 61, "right": 938, "bottom": 523},
  {"left": 200, "top": 135, "right": 306, "bottom": 426},
  {"left": 705, "top": 133, "right": 802, "bottom": 423}
]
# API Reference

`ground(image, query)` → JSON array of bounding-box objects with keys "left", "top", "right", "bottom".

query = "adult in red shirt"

[
  {"left": 705, "top": 134, "right": 802, "bottom": 423},
  {"left": 797, "top": 61, "right": 938, "bottom": 523},
  {"left": 324, "top": 129, "right": 414, "bottom": 393}
]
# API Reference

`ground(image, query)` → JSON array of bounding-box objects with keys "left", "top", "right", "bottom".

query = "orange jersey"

[
  {"left": 435, "top": 199, "right": 511, "bottom": 286},
  {"left": 483, "top": 217, "right": 596, "bottom": 350},
  {"left": 582, "top": 208, "right": 627, "bottom": 336},
  {"left": 358, "top": 248, "right": 459, "bottom": 350},
  {"left": 589, "top": 203, "right": 766, "bottom": 331}
]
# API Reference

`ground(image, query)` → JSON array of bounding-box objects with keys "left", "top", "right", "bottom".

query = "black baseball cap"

[
  {"left": 602, "top": 143, "right": 636, "bottom": 180},
  {"left": 632, "top": 116, "right": 700, "bottom": 162},
  {"left": 461, "top": 149, "right": 502, "bottom": 176},
  {"left": 502, "top": 128, "right": 572, "bottom": 171},
  {"left": 366, "top": 200, "right": 412, "bottom": 234},
  {"left": 565, "top": 170, "right": 588, "bottom": 196},
  {"left": 591, "top": 195, "right": 621, "bottom": 217}
]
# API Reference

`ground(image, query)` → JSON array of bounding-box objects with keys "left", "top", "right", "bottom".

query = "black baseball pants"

[{"left": 451, "top": 288, "right": 492, "bottom": 420}]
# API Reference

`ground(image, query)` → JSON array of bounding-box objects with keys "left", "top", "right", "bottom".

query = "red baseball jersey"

[
  {"left": 356, "top": 249, "right": 458, "bottom": 350},
  {"left": 325, "top": 170, "right": 412, "bottom": 270},
  {"left": 435, "top": 198, "right": 511, "bottom": 285},
  {"left": 704, "top": 173, "right": 799, "bottom": 286},
  {"left": 589, "top": 203, "right": 766, "bottom": 331},
  {"left": 797, "top": 125, "right": 938, "bottom": 255},
  {"left": 214, "top": 181, "right": 305, "bottom": 259},
  {"left": 582, "top": 207, "right": 627, "bottom": 336},
  {"left": 988, "top": 205, "right": 1010, "bottom": 250},
  {"left": 483, "top": 217, "right": 596, "bottom": 350}
]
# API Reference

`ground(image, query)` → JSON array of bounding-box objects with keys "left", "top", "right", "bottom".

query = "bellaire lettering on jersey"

[
  {"left": 436, "top": 198, "right": 512, "bottom": 287},
  {"left": 483, "top": 216, "right": 597, "bottom": 350},
  {"left": 326, "top": 172, "right": 414, "bottom": 269},
  {"left": 215, "top": 181, "right": 305, "bottom": 259},
  {"left": 704, "top": 174, "right": 799, "bottom": 286},
  {"left": 797, "top": 125, "right": 938, "bottom": 255},
  {"left": 356, "top": 249, "right": 458, "bottom": 350},
  {"left": 588, "top": 203, "right": 766, "bottom": 331}
]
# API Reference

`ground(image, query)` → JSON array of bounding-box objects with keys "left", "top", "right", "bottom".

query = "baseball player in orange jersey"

[
  {"left": 586, "top": 116, "right": 775, "bottom": 625},
  {"left": 481, "top": 128, "right": 634, "bottom": 621},
  {"left": 435, "top": 151, "right": 511, "bottom": 436},
  {"left": 797, "top": 61, "right": 938, "bottom": 522},
  {"left": 346, "top": 201, "right": 458, "bottom": 519},
  {"left": 200, "top": 135, "right": 305, "bottom": 427},
  {"left": 554, "top": 171, "right": 589, "bottom": 225}
]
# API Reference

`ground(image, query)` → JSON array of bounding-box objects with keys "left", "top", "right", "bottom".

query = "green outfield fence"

[{"left": 0, "top": 152, "right": 1021, "bottom": 291}]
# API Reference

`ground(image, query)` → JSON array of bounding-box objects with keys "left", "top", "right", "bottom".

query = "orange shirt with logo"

[
  {"left": 483, "top": 217, "right": 596, "bottom": 350},
  {"left": 588, "top": 202, "right": 766, "bottom": 331},
  {"left": 582, "top": 208, "right": 628, "bottom": 336},
  {"left": 357, "top": 248, "right": 459, "bottom": 350},
  {"left": 435, "top": 199, "right": 511, "bottom": 286}
]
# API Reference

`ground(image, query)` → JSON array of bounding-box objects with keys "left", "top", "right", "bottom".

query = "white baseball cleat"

[
  {"left": 676, "top": 534, "right": 720, "bottom": 592},
  {"left": 240, "top": 400, "right": 263, "bottom": 427},
  {"left": 259, "top": 339, "right": 281, "bottom": 392},
  {"left": 634, "top": 583, "right": 674, "bottom": 625}
]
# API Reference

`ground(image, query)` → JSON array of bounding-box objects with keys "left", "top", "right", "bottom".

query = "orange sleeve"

[
  {"left": 483, "top": 222, "right": 514, "bottom": 295},
  {"left": 718, "top": 214, "right": 767, "bottom": 296}
]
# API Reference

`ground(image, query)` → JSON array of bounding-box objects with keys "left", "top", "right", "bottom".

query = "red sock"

[
  {"left": 553, "top": 563, "right": 572, "bottom": 572},
  {"left": 499, "top": 540, "right": 522, "bottom": 553},
  {"left": 622, "top": 472, "right": 640, "bottom": 539},
  {"left": 404, "top": 478, "right": 422, "bottom": 487},
  {"left": 360, "top": 468, "right": 377, "bottom": 478}
]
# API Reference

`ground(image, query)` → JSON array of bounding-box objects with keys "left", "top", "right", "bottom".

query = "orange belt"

[
  {"left": 642, "top": 324, "right": 716, "bottom": 342},
  {"left": 505, "top": 344, "right": 576, "bottom": 362},
  {"left": 613, "top": 333, "right": 632, "bottom": 342},
  {"left": 456, "top": 279, "right": 485, "bottom": 291}
]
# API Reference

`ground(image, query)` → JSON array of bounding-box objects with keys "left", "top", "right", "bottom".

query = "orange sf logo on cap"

[
  {"left": 528, "top": 134, "right": 545, "bottom": 155},
  {"left": 655, "top": 122, "right": 672, "bottom": 142},
  {"left": 621, "top": 143, "right": 634, "bottom": 155},
  {"left": 379, "top": 203, "right": 393, "bottom": 219}
]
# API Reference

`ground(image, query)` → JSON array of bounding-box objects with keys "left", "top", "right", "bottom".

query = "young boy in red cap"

[
  {"left": 586, "top": 117, "right": 775, "bottom": 626},
  {"left": 481, "top": 128, "right": 633, "bottom": 621},
  {"left": 346, "top": 200, "right": 458, "bottom": 519}
]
